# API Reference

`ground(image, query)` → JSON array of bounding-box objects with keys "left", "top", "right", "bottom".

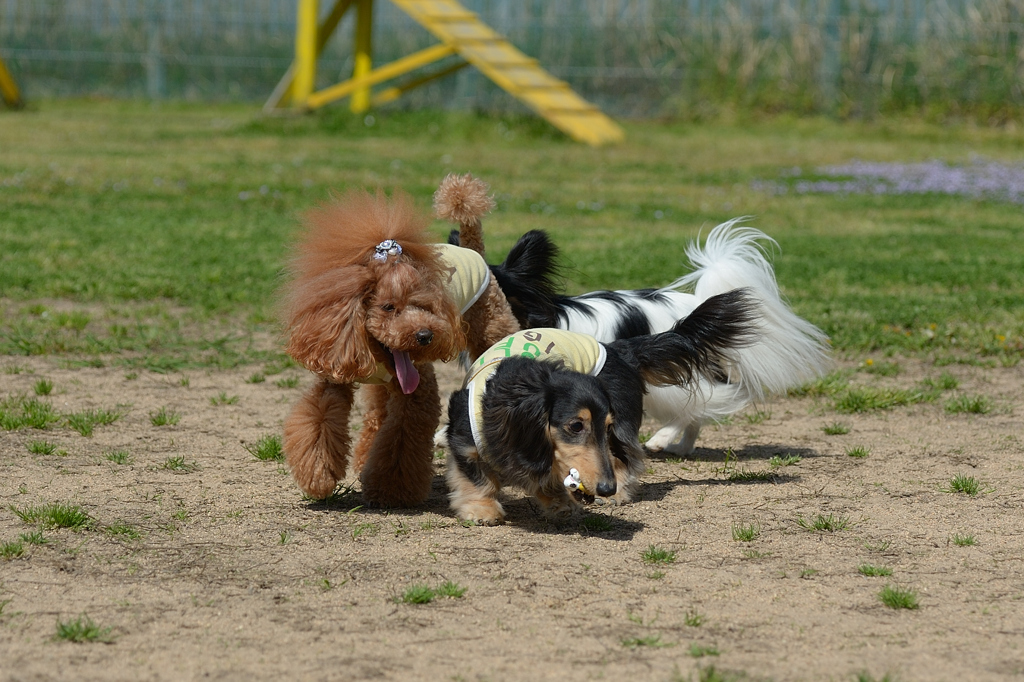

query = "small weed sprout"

[
  {"left": 688, "top": 643, "right": 720, "bottom": 657},
  {"left": 161, "top": 456, "right": 197, "bottom": 473},
  {"left": 66, "top": 407, "right": 125, "bottom": 437},
  {"left": 727, "top": 468, "right": 776, "bottom": 482},
  {"left": 275, "top": 376, "right": 300, "bottom": 389},
  {"left": 879, "top": 585, "right": 919, "bottom": 610},
  {"left": 400, "top": 585, "right": 436, "bottom": 605},
  {"left": 922, "top": 372, "right": 959, "bottom": 391},
  {"left": 28, "top": 440, "right": 61, "bottom": 455},
  {"left": 945, "top": 394, "right": 992, "bottom": 414},
  {"left": 641, "top": 545, "right": 677, "bottom": 565},
  {"left": 246, "top": 373, "right": 265, "bottom": 384},
  {"left": 55, "top": 615, "right": 114, "bottom": 643},
  {"left": 434, "top": 581, "right": 467, "bottom": 598},
  {"left": 19, "top": 530, "right": 47, "bottom": 545},
  {"left": 731, "top": 522, "right": 760, "bottom": 542},
  {"left": 622, "top": 635, "right": 673, "bottom": 649},
  {"left": 858, "top": 564, "right": 893, "bottom": 577},
  {"left": 12, "top": 503, "right": 91, "bottom": 530},
  {"left": 797, "top": 513, "right": 851, "bottom": 532},
  {"left": 105, "top": 450, "right": 132, "bottom": 465},
  {"left": 210, "top": 392, "right": 239, "bottom": 406},
  {"left": 34, "top": 379, "right": 54, "bottom": 396},
  {"left": 105, "top": 523, "right": 142, "bottom": 540},
  {"left": 744, "top": 407, "right": 771, "bottom": 424},
  {"left": 581, "top": 515, "right": 614, "bottom": 532},
  {"left": 1, "top": 540, "right": 24, "bottom": 560},
  {"left": 951, "top": 533, "right": 976, "bottom": 547},
  {"left": 245, "top": 434, "right": 284, "bottom": 462},
  {"left": 684, "top": 611, "right": 705, "bottom": 627},
  {"left": 944, "top": 473, "right": 980, "bottom": 496},
  {"left": 846, "top": 446, "right": 871, "bottom": 459},
  {"left": 150, "top": 407, "right": 180, "bottom": 426},
  {"left": 769, "top": 453, "right": 801, "bottom": 467},
  {"left": 822, "top": 422, "right": 850, "bottom": 435}
]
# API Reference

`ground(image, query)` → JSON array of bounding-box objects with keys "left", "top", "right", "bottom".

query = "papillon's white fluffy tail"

[
  {"left": 670, "top": 218, "right": 831, "bottom": 402},
  {"left": 645, "top": 220, "right": 831, "bottom": 454}
]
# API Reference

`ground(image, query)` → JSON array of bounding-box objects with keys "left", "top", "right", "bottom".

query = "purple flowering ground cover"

[{"left": 755, "top": 158, "right": 1024, "bottom": 205}]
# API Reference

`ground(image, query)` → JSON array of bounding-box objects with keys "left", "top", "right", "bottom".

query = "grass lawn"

[{"left": 1, "top": 100, "right": 1022, "bottom": 371}]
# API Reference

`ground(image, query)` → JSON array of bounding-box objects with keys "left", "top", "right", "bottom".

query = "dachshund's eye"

[
  {"left": 380, "top": 303, "right": 396, "bottom": 313},
  {"left": 568, "top": 421, "right": 585, "bottom": 434}
]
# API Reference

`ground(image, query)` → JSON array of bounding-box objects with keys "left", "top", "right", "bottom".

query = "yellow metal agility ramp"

[
  {"left": 265, "top": 0, "right": 623, "bottom": 146},
  {"left": 0, "top": 54, "right": 24, "bottom": 109}
]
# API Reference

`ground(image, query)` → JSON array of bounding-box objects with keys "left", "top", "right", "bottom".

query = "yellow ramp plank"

[{"left": 389, "top": 0, "right": 623, "bottom": 145}]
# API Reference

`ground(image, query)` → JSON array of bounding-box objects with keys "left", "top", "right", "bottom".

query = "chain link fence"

[{"left": 2, "top": 0, "right": 1022, "bottom": 119}]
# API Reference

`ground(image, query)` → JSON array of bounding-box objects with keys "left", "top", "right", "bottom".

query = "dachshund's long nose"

[
  {"left": 416, "top": 329, "right": 434, "bottom": 346},
  {"left": 596, "top": 479, "right": 617, "bottom": 497}
]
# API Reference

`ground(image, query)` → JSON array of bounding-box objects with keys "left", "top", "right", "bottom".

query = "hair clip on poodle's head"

[{"left": 373, "top": 239, "right": 403, "bottom": 262}]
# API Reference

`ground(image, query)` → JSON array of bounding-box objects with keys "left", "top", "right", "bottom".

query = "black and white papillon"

[{"left": 454, "top": 219, "right": 832, "bottom": 456}]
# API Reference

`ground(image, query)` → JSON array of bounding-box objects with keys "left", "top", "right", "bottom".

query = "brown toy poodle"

[{"left": 281, "top": 176, "right": 519, "bottom": 507}]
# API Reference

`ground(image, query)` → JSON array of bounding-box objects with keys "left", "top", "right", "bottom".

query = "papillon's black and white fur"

[
  {"left": 444, "top": 290, "right": 757, "bottom": 525},
  {"left": 458, "top": 219, "right": 831, "bottom": 456}
]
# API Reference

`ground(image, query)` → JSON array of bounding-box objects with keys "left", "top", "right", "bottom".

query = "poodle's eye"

[
  {"left": 568, "top": 420, "right": 585, "bottom": 434},
  {"left": 380, "top": 303, "right": 396, "bottom": 313}
]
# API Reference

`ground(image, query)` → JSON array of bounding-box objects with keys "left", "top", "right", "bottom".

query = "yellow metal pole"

[
  {"left": 350, "top": 0, "right": 373, "bottom": 113},
  {"left": 0, "top": 56, "right": 24, "bottom": 109},
  {"left": 293, "top": 0, "right": 319, "bottom": 109}
]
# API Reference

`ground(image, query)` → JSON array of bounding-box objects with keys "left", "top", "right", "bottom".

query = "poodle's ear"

[
  {"left": 481, "top": 357, "right": 555, "bottom": 478},
  {"left": 285, "top": 267, "right": 377, "bottom": 383}
]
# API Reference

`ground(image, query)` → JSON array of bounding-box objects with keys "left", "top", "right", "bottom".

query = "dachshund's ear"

[
  {"left": 285, "top": 267, "right": 377, "bottom": 383},
  {"left": 482, "top": 357, "right": 555, "bottom": 478}
]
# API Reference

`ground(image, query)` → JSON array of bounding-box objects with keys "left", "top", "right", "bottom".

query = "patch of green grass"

[
  {"left": 945, "top": 394, "right": 992, "bottom": 414},
  {"left": 622, "top": 634, "right": 673, "bottom": 649},
  {"left": 0, "top": 395, "right": 61, "bottom": 431},
  {"left": 641, "top": 545, "right": 677, "bottom": 565},
  {"left": 822, "top": 421, "right": 850, "bottom": 435},
  {"left": 833, "top": 386, "right": 932, "bottom": 413},
  {"left": 19, "top": 530, "right": 47, "bottom": 545},
  {"left": 434, "top": 581, "right": 467, "bottom": 598},
  {"left": 27, "top": 440, "right": 63, "bottom": 456},
  {"left": 105, "top": 450, "right": 132, "bottom": 465},
  {"left": 727, "top": 468, "right": 776, "bottom": 482},
  {"left": 684, "top": 611, "right": 705, "bottom": 627},
  {"left": 274, "top": 376, "right": 301, "bottom": 389},
  {"left": 400, "top": 585, "right": 436, "bottom": 605},
  {"left": 160, "top": 456, "right": 198, "bottom": 473},
  {"left": 846, "top": 446, "right": 871, "bottom": 459},
  {"left": 351, "top": 522, "right": 378, "bottom": 540},
  {"left": 951, "top": 533, "right": 977, "bottom": 547},
  {"left": 856, "top": 673, "right": 899, "bottom": 682},
  {"left": 149, "top": 407, "right": 180, "bottom": 426},
  {"left": 33, "top": 379, "right": 54, "bottom": 396},
  {"left": 54, "top": 615, "right": 114, "bottom": 643},
  {"left": 689, "top": 643, "right": 720, "bottom": 657},
  {"left": 105, "top": 522, "right": 142, "bottom": 540},
  {"left": 209, "top": 392, "right": 239, "bottom": 406},
  {"left": 921, "top": 372, "right": 959, "bottom": 391},
  {"left": 744, "top": 407, "right": 771, "bottom": 424},
  {"left": 66, "top": 407, "right": 126, "bottom": 437},
  {"left": 1, "top": 540, "right": 25, "bottom": 560},
  {"left": 943, "top": 473, "right": 980, "bottom": 495},
  {"left": 11, "top": 502, "right": 91, "bottom": 530},
  {"left": 245, "top": 434, "right": 284, "bottom": 462},
  {"left": 245, "top": 372, "right": 265, "bottom": 384},
  {"left": 879, "top": 585, "right": 920, "bottom": 610},
  {"left": 580, "top": 515, "right": 614, "bottom": 532},
  {"left": 768, "top": 453, "right": 801, "bottom": 467},
  {"left": 789, "top": 370, "right": 851, "bottom": 398},
  {"left": 731, "top": 522, "right": 761, "bottom": 542},
  {"left": 858, "top": 564, "right": 893, "bottom": 577},
  {"left": 797, "top": 513, "right": 851, "bottom": 532}
]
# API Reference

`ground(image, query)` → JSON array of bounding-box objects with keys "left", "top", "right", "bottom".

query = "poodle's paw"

[
  {"left": 288, "top": 460, "right": 341, "bottom": 500},
  {"left": 454, "top": 498, "right": 505, "bottom": 526}
]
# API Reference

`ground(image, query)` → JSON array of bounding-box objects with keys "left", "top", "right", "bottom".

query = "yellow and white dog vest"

[
  {"left": 358, "top": 243, "right": 491, "bottom": 386},
  {"left": 465, "top": 328, "right": 607, "bottom": 451}
]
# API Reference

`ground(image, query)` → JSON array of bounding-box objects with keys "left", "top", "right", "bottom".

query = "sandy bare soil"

[{"left": 1, "top": 354, "right": 1022, "bottom": 682}]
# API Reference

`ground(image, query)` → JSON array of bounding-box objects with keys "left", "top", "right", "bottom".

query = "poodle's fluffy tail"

[
  {"left": 434, "top": 173, "right": 494, "bottom": 257},
  {"left": 666, "top": 219, "right": 832, "bottom": 402}
]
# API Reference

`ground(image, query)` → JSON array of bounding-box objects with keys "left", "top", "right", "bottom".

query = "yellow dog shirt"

[
  {"left": 359, "top": 243, "right": 491, "bottom": 385},
  {"left": 465, "top": 328, "right": 608, "bottom": 451}
]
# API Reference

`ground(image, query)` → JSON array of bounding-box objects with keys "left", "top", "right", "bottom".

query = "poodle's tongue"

[{"left": 392, "top": 350, "right": 419, "bottom": 394}]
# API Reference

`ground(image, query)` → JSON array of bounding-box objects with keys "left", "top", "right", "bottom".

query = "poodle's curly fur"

[{"left": 282, "top": 180, "right": 519, "bottom": 507}]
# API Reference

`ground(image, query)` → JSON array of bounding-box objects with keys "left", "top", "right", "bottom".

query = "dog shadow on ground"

[{"left": 650, "top": 444, "right": 822, "bottom": 463}]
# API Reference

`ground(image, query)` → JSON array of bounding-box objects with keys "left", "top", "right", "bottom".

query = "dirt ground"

[{"left": 1, "top": 353, "right": 1022, "bottom": 682}]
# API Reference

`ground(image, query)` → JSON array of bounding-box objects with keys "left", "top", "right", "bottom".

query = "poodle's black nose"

[
  {"left": 596, "top": 479, "right": 617, "bottom": 497},
  {"left": 416, "top": 329, "right": 434, "bottom": 346}
]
